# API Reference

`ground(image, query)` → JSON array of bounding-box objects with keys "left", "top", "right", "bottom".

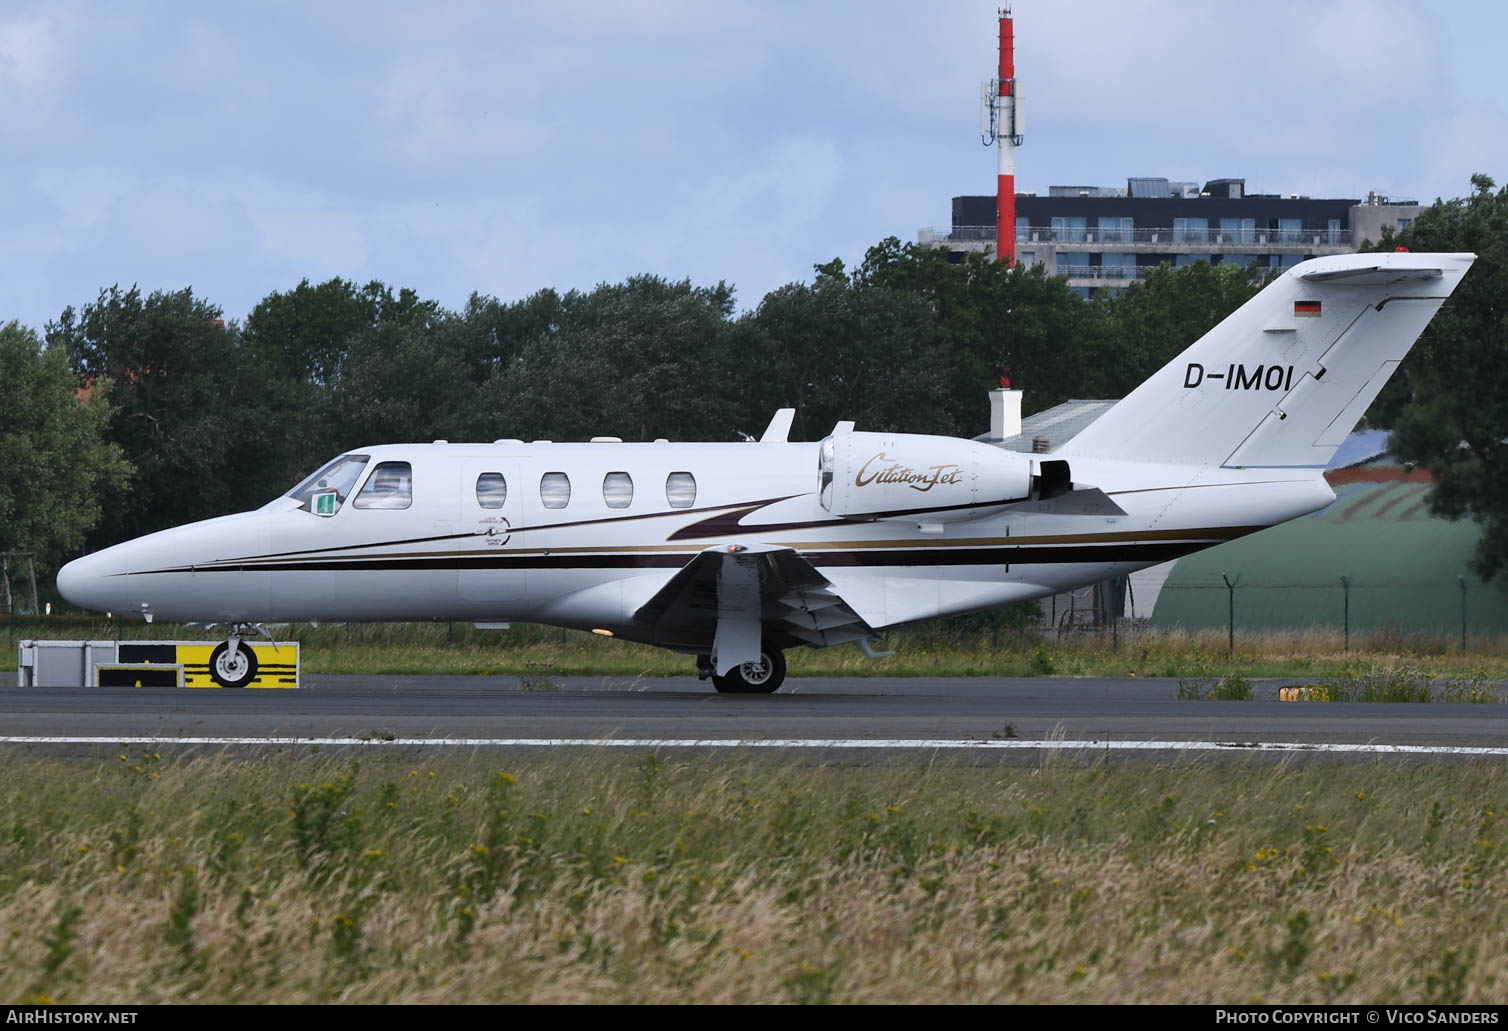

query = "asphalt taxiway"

[{"left": 3, "top": 674, "right": 1507, "bottom": 760}]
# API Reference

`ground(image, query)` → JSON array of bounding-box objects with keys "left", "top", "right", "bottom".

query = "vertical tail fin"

[{"left": 1059, "top": 252, "right": 1475, "bottom": 468}]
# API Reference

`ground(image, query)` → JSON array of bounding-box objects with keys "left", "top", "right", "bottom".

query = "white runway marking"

[{"left": 3, "top": 736, "right": 1507, "bottom": 757}]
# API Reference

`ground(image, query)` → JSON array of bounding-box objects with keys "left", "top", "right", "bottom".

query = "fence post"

[
  {"left": 1459, "top": 575, "right": 1468, "bottom": 652},
  {"left": 1221, "top": 573, "right": 1240, "bottom": 657},
  {"left": 1340, "top": 575, "right": 1350, "bottom": 652}
]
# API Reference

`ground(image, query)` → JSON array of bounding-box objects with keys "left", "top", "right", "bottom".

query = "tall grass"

[
  {"left": 7, "top": 615, "right": 1508, "bottom": 679},
  {"left": 1, "top": 754, "right": 1506, "bottom": 1003}
]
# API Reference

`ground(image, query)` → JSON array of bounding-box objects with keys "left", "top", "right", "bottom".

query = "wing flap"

[{"left": 632, "top": 545, "right": 876, "bottom": 654}]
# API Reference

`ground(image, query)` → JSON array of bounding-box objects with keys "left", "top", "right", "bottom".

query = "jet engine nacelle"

[{"left": 818, "top": 431, "right": 1037, "bottom": 523}]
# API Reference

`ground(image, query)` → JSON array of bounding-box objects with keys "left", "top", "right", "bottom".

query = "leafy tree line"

[
  {"left": 1372, "top": 174, "right": 1508, "bottom": 579},
  {"left": 32, "top": 248, "right": 1260, "bottom": 556},
  {"left": 3, "top": 174, "right": 1499, "bottom": 574},
  {"left": 0, "top": 322, "right": 129, "bottom": 570}
]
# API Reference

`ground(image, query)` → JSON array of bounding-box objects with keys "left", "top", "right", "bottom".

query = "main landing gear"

[{"left": 697, "top": 646, "right": 787, "bottom": 694}]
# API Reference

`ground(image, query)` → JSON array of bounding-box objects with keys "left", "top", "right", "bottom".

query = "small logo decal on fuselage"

[
  {"left": 1184, "top": 363, "right": 1295, "bottom": 392},
  {"left": 855, "top": 452, "right": 964, "bottom": 492},
  {"left": 482, "top": 516, "right": 512, "bottom": 547}
]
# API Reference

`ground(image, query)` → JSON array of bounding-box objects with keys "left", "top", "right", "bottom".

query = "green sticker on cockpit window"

[{"left": 312, "top": 491, "right": 338, "bottom": 516}]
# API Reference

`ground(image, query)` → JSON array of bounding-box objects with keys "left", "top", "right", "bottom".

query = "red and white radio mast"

[{"left": 981, "top": 6, "right": 1023, "bottom": 264}]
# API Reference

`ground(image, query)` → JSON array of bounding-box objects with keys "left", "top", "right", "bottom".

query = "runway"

[{"left": 3, "top": 674, "right": 1508, "bottom": 759}]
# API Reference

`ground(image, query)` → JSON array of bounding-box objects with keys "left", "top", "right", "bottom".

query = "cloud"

[
  {"left": 3, "top": 0, "right": 1507, "bottom": 336},
  {"left": 1425, "top": 109, "right": 1508, "bottom": 200},
  {"left": 0, "top": 7, "right": 76, "bottom": 135}
]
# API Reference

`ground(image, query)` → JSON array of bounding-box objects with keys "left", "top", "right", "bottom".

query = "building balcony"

[
  {"left": 920, "top": 226, "right": 1353, "bottom": 250},
  {"left": 1058, "top": 265, "right": 1154, "bottom": 281}
]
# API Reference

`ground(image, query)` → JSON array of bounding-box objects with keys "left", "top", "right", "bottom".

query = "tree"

[
  {"left": 487, "top": 276, "right": 745, "bottom": 442},
  {"left": 48, "top": 286, "right": 305, "bottom": 547},
  {"left": 743, "top": 262, "right": 955, "bottom": 441},
  {"left": 452, "top": 288, "right": 564, "bottom": 386},
  {"left": 843, "top": 240, "right": 999, "bottom": 433},
  {"left": 332, "top": 303, "right": 476, "bottom": 448},
  {"left": 242, "top": 277, "right": 382, "bottom": 386},
  {"left": 972, "top": 257, "right": 1107, "bottom": 417},
  {"left": 245, "top": 278, "right": 486, "bottom": 462},
  {"left": 753, "top": 239, "right": 1113, "bottom": 437},
  {"left": 0, "top": 321, "right": 130, "bottom": 569},
  {"left": 1089, "top": 260, "right": 1271, "bottom": 400},
  {"left": 1378, "top": 175, "right": 1508, "bottom": 578}
]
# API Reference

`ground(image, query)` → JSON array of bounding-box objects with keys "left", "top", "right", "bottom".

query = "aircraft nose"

[
  {"left": 55, "top": 555, "right": 88, "bottom": 605},
  {"left": 56, "top": 552, "right": 125, "bottom": 613}
]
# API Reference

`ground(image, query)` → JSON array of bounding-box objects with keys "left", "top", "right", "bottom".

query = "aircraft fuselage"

[{"left": 57, "top": 440, "right": 1331, "bottom": 638}]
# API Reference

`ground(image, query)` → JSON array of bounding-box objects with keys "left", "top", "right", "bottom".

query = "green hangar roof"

[{"left": 1150, "top": 473, "right": 1508, "bottom": 636}]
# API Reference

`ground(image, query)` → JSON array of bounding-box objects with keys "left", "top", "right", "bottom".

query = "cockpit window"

[
  {"left": 286, "top": 454, "right": 370, "bottom": 514},
  {"left": 353, "top": 461, "right": 413, "bottom": 510}
]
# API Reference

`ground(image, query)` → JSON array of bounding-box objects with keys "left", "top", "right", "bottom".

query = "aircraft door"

[
  {"left": 338, "top": 455, "right": 461, "bottom": 614},
  {"left": 457, "top": 462, "right": 527, "bottom": 609}
]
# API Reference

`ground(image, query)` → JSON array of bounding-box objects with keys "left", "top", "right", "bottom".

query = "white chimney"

[{"left": 990, "top": 388, "right": 1022, "bottom": 440}]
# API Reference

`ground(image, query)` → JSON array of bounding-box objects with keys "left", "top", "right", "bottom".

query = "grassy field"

[
  {"left": 6, "top": 615, "right": 1508, "bottom": 682},
  {"left": 1, "top": 753, "right": 1505, "bottom": 1004}
]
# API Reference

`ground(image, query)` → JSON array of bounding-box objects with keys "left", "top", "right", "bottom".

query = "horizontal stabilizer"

[{"left": 1299, "top": 266, "right": 1442, "bottom": 285}]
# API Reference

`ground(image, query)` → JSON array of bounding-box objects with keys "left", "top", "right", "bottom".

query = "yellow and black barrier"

[
  {"left": 108, "top": 641, "right": 300, "bottom": 689},
  {"left": 95, "top": 663, "right": 185, "bottom": 688}
]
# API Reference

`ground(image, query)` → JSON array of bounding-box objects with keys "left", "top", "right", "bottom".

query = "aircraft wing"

[{"left": 633, "top": 544, "right": 878, "bottom": 663}]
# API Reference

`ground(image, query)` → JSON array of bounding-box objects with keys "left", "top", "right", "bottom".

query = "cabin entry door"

[{"left": 456, "top": 459, "right": 528, "bottom": 609}]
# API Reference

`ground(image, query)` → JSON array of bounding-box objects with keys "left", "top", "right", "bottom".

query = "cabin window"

[
  {"left": 353, "top": 461, "right": 413, "bottom": 510},
  {"left": 287, "top": 454, "right": 370, "bottom": 514},
  {"left": 665, "top": 471, "right": 696, "bottom": 509},
  {"left": 540, "top": 472, "right": 571, "bottom": 509},
  {"left": 603, "top": 472, "right": 633, "bottom": 509},
  {"left": 476, "top": 472, "right": 507, "bottom": 509}
]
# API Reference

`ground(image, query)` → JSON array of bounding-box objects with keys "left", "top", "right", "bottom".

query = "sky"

[{"left": 3, "top": 0, "right": 1507, "bottom": 333}]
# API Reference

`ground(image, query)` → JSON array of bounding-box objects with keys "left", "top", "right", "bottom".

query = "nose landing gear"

[
  {"left": 209, "top": 639, "right": 258, "bottom": 687},
  {"left": 206, "top": 623, "right": 274, "bottom": 688}
]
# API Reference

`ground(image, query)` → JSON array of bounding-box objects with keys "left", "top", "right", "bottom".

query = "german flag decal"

[{"left": 1294, "top": 300, "right": 1322, "bottom": 317}]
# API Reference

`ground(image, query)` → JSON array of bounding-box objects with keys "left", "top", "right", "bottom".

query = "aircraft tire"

[
  {"left": 711, "top": 647, "right": 785, "bottom": 694},
  {"left": 209, "top": 641, "right": 259, "bottom": 688}
]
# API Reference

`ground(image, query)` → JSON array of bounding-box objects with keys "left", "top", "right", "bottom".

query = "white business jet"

[{"left": 57, "top": 252, "right": 1474, "bottom": 692}]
